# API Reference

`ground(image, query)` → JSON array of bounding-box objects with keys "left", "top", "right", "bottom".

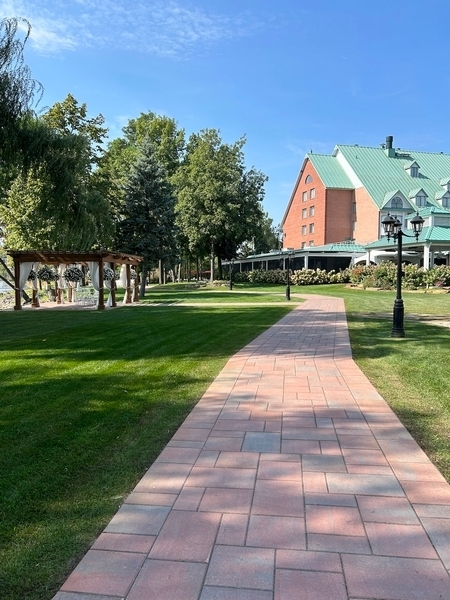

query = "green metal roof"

[
  {"left": 298, "top": 242, "right": 366, "bottom": 253},
  {"left": 365, "top": 226, "right": 450, "bottom": 250},
  {"left": 307, "top": 154, "right": 354, "bottom": 189},
  {"left": 335, "top": 145, "right": 450, "bottom": 209},
  {"left": 418, "top": 206, "right": 450, "bottom": 217}
]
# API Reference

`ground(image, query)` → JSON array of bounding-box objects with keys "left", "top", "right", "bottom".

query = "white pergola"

[{"left": 8, "top": 250, "right": 143, "bottom": 311}]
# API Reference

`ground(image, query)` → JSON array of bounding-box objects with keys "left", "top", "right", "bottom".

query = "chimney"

[{"left": 385, "top": 135, "right": 395, "bottom": 157}]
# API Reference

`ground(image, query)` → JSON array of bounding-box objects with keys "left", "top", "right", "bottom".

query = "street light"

[
  {"left": 381, "top": 212, "right": 424, "bottom": 337},
  {"left": 229, "top": 259, "right": 234, "bottom": 290},
  {"left": 284, "top": 249, "right": 294, "bottom": 301}
]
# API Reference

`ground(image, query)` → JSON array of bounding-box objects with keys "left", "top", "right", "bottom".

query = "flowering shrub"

[
  {"left": 37, "top": 265, "right": 58, "bottom": 282},
  {"left": 27, "top": 269, "right": 37, "bottom": 281},
  {"left": 103, "top": 267, "right": 115, "bottom": 281},
  {"left": 63, "top": 266, "right": 83, "bottom": 283},
  {"left": 350, "top": 262, "right": 450, "bottom": 290},
  {"left": 130, "top": 268, "right": 137, "bottom": 280}
]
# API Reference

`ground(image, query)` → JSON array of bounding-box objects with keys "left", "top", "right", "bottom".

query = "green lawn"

[
  {"left": 0, "top": 303, "right": 292, "bottom": 600},
  {"left": 1, "top": 282, "right": 450, "bottom": 599}
]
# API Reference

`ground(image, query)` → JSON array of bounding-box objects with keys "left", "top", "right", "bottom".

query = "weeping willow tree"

[{"left": 0, "top": 19, "right": 113, "bottom": 250}]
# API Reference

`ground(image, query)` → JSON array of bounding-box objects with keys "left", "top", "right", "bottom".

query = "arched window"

[
  {"left": 305, "top": 175, "right": 313, "bottom": 183},
  {"left": 391, "top": 197, "right": 403, "bottom": 209}
]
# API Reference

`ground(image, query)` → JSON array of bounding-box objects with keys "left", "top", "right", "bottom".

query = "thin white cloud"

[{"left": 1, "top": 0, "right": 267, "bottom": 58}]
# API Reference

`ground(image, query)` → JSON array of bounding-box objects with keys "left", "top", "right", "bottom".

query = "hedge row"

[{"left": 233, "top": 263, "right": 450, "bottom": 289}]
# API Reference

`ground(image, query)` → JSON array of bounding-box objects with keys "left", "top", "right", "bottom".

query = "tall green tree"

[
  {"left": 173, "top": 129, "right": 267, "bottom": 280},
  {"left": 117, "top": 139, "right": 177, "bottom": 295},
  {"left": 1, "top": 95, "right": 113, "bottom": 250},
  {"left": 41, "top": 93, "right": 107, "bottom": 166},
  {"left": 97, "top": 112, "right": 185, "bottom": 228}
]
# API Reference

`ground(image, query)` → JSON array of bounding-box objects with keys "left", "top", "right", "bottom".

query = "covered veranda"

[{"left": 7, "top": 250, "right": 143, "bottom": 311}]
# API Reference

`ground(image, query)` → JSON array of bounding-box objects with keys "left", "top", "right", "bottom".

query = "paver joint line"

[{"left": 53, "top": 296, "right": 450, "bottom": 600}]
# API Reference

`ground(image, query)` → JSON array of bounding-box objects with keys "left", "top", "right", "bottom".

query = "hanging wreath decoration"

[
  {"left": 63, "top": 266, "right": 83, "bottom": 283},
  {"left": 27, "top": 269, "right": 37, "bottom": 282},
  {"left": 103, "top": 267, "right": 115, "bottom": 281},
  {"left": 37, "top": 265, "right": 58, "bottom": 282}
]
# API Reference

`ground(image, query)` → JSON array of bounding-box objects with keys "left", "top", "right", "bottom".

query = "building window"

[
  {"left": 305, "top": 175, "right": 312, "bottom": 183},
  {"left": 301, "top": 242, "right": 306, "bottom": 248},
  {"left": 442, "top": 196, "right": 450, "bottom": 208},
  {"left": 309, "top": 241, "right": 314, "bottom": 247},
  {"left": 309, "top": 206, "right": 315, "bottom": 217},
  {"left": 302, "top": 208, "right": 307, "bottom": 218},
  {"left": 309, "top": 223, "right": 314, "bottom": 234},
  {"left": 391, "top": 196, "right": 403, "bottom": 209},
  {"left": 302, "top": 191, "right": 308, "bottom": 202},
  {"left": 410, "top": 166, "right": 419, "bottom": 177},
  {"left": 302, "top": 225, "right": 307, "bottom": 235},
  {"left": 416, "top": 195, "right": 427, "bottom": 207},
  {"left": 310, "top": 188, "right": 316, "bottom": 199}
]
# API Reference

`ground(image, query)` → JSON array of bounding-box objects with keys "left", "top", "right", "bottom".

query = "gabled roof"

[
  {"left": 307, "top": 154, "right": 354, "bottom": 189},
  {"left": 335, "top": 144, "right": 450, "bottom": 209}
]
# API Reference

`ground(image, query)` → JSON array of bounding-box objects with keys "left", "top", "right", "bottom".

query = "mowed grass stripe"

[{"left": 0, "top": 304, "right": 292, "bottom": 600}]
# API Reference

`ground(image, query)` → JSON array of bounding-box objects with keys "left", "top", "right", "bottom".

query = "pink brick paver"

[{"left": 53, "top": 296, "right": 450, "bottom": 600}]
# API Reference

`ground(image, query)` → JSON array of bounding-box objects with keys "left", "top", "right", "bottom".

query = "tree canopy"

[
  {"left": 174, "top": 129, "right": 267, "bottom": 279},
  {"left": 117, "top": 139, "right": 177, "bottom": 291},
  {"left": 0, "top": 18, "right": 272, "bottom": 280}
]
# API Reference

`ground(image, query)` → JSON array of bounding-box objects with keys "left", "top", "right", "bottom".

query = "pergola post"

[
  {"left": 110, "top": 262, "right": 117, "bottom": 307},
  {"left": 125, "top": 265, "right": 132, "bottom": 303},
  {"left": 98, "top": 258, "right": 105, "bottom": 310},
  {"left": 13, "top": 257, "right": 21, "bottom": 311}
]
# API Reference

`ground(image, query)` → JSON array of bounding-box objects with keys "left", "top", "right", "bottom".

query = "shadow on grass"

[{"left": 347, "top": 314, "right": 450, "bottom": 359}]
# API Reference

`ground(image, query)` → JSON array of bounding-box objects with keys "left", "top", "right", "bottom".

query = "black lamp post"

[
  {"left": 285, "top": 251, "right": 294, "bottom": 301},
  {"left": 229, "top": 259, "right": 234, "bottom": 290},
  {"left": 381, "top": 212, "right": 424, "bottom": 337}
]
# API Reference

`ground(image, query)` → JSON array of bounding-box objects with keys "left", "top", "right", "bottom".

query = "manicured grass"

[
  {"left": 138, "top": 283, "right": 295, "bottom": 304},
  {"left": 2, "top": 282, "right": 450, "bottom": 599},
  {"left": 0, "top": 304, "right": 291, "bottom": 600}
]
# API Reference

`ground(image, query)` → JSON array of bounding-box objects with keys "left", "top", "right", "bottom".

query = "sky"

[{"left": 3, "top": 0, "right": 450, "bottom": 226}]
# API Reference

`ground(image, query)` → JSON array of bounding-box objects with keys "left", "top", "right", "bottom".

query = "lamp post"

[
  {"left": 229, "top": 259, "right": 234, "bottom": 290},
  {"left": 381, "top": 212, "right": 424, "bottom": 337},
  {"left": 284, "top": 249, "right": 294, "bottom": 301}
]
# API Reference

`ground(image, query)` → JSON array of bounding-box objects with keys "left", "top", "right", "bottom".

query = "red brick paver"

[{"left": 53, "top": 296, "right": 450, "bottom": 600}]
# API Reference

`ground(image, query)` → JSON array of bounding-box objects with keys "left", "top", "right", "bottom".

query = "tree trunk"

[
  {"left": 210, "top": 239, "right": 215, "bottom": 284},
  {"left": 139, "top": 263, "right": 147, "bottom": 297},
  {"left": 217, "top": 257, "right": 223, "bottom": 280},
  {"left": 159, "top": 259, "right": 165, "bottom": 285}
]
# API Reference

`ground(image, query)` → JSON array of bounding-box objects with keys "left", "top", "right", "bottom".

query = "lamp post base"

[
  {"left": 391, "top": 299, "right": 405, "bottom": 338},
  {"left": 285, "top": 286, "right": 290, "bottom": 301}
]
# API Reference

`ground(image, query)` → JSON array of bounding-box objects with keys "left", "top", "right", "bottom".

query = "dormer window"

[
  {"left": 391, "top": 196, "right": 403, "bottom": 209},
  {"left": 441, "top": 194, "right": 450, "bottom": 208},
  {"left": 409, "top": 188, "right": 428, "bottom": 208},
  {"left": 404, "top": 161, "right": 420, "bottom": 178},
  {"left": 415, "top": 194, "right": 427, "bottom": 207}
]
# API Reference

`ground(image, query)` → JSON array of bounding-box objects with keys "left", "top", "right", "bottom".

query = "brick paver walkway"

[{"left": 53, "top": 296, "right": 450, "bottom": 600}]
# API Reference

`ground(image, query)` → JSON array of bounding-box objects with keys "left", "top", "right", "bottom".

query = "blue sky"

[{"left": 3, "top": 0, "right": 450, "bottom": 226}]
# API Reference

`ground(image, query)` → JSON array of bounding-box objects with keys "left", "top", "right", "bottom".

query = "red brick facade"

[{"left": 283, "top": 159, "right": 354, "bottom": 249}]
